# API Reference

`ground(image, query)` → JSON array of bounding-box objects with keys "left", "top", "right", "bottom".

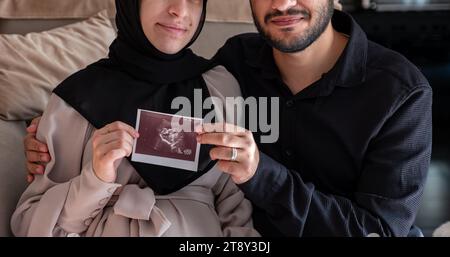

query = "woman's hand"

[
  {"left": 24, "top": 117, "right": 50, "bottom": 183},
  {"left": 197, "top": 123, "right": 260, "bottom": 184},
  {"left": 92, "top": 121, "right": 139, "bottom": 183}
]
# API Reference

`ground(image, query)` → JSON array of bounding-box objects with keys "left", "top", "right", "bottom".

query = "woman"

[{"left": 11, "top": 0, "right": 259, "bottom": 237}]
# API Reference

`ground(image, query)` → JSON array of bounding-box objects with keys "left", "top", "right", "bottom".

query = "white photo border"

[{"left": 131, "top": 109, "right": 202, "bottom": 172}]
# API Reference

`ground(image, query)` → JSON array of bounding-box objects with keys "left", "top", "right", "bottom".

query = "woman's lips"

[
  {"left": 270, "top": 17, "right": 304, "bottom": 27},
  {"left": 157, "top": 23, "right": 188, "bottom": 36}
]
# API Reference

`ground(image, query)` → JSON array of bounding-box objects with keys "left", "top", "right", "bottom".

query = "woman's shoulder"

[
  {"left": 45, "top": 94, "right": 85, "bottom": 117},
  {"left": 203, "top": 65, "right": 234, "bottom": 79},
  {"left": 54, "top": 62, "right": 117, "bottom": 93},
  {"left": 40, "top": 94, "right": 90, "bottom": 133},
  {"left": 202, "top": 65, "right": 242, "bottom": 99}
]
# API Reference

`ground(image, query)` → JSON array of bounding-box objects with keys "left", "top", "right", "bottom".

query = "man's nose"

[
  {"left": 168, "top": 0, "right": 189, "bottom": 19},
  {"left": 272, "top": 0, "right": 297, "bottom": 12}
]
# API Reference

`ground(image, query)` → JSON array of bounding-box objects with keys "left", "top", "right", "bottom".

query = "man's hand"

[
  {"left": 197, "top": 123, "right": 260, "bottom": 184},
  {"left": 24, "top": 117, "right": 50, "bottom": 183},
  {"left": 92, "top": 121, "right": 139, "bottom": 183}
]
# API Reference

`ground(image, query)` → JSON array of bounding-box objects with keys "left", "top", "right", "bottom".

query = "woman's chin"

[{"left": 154, "top": 43, "right": 186, "bottom": 55}]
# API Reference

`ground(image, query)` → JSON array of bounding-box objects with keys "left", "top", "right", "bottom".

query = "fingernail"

[{"left": 39, "top": 146, "right": 47, "bottom": 152}]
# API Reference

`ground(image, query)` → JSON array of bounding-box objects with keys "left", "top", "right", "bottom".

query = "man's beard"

[{"left": 251, "top": 0, "right": 334, "bottom": 53}]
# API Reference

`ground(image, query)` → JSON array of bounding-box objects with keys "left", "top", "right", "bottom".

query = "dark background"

[{"left": 341, "top": 0, "right": 450, "bottom": 236}]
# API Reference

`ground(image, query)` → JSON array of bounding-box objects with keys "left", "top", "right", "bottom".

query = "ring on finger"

[{"left": 230, "top": 147, "right": 238, "bottom": 162}]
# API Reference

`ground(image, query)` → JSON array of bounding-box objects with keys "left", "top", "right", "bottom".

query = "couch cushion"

[
  {"left": 0, "top": 0, "right": 116, "bottom": 19},
  {"left": 0, "top": 0, "right": 254, "bottom": 23},
  {"left": 0, "top": 10, "right": 116, "bottom": 121},
  {"left": 0, "top": 120, "right": 27, "bottom": 237}
]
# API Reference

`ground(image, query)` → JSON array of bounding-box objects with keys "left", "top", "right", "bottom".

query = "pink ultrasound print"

[{"left": 132, "top": 109, "right": 202, "bottom": 171}]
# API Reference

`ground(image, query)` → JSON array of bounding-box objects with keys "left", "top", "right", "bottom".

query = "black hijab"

[{"left": 54, "top": 0, "right": 217, "bottom": 195}]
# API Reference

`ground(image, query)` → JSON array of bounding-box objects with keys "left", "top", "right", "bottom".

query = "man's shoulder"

[
  {"left": 223, "top": 33, "right": 265, "bottom": 48},
  {"left": 216, "top": 33, "right": 265, "bottom": 60},
  {"left": 366, "top": 41, "right": 430, "bottom": 91}
]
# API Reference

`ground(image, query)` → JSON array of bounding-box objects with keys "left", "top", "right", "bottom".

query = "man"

[
  {"left": 198, "top": 0, "right": 432, "bottom": 237},
  {"left": 24, "top": 0, "right": 432, "bottom": 237}
]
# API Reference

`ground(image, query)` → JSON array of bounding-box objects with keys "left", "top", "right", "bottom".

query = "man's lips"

[
  {"left": 157, "top": 23, "right": 188, "bottom": 36},
  {"left": 270, "top": 16, "right": 304, "bottom": 27}
]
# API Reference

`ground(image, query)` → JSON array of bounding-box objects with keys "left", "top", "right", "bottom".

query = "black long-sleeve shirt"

[{"left": 213, "top": 10, "right": 432, "bottom": 237}]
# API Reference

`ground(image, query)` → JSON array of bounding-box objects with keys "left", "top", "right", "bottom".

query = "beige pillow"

[
  {"left": 0, "top": 0, "right": 116, "bottom": 19},
  {"left": 0, "top": 10, "right": 116, "bottom": 121}
]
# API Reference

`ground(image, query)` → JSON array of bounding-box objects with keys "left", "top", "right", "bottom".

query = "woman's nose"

[{"left": 168, "top": 0, "right": 189, "bottom": 19}]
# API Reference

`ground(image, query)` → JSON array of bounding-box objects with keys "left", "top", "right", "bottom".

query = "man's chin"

[
  {"left": 265, "top": 35, "right": 312, "bottom": 53},
  {"left": 266, "top": 27, "right": 305, "bottom": 39},
  {"left": 267, "top": 34, "right": 302, "bottom": 49}
]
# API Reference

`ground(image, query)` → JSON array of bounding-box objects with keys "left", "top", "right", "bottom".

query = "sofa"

[{"left": 0, "top": 120, "right": 27, "bottom": 236}]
